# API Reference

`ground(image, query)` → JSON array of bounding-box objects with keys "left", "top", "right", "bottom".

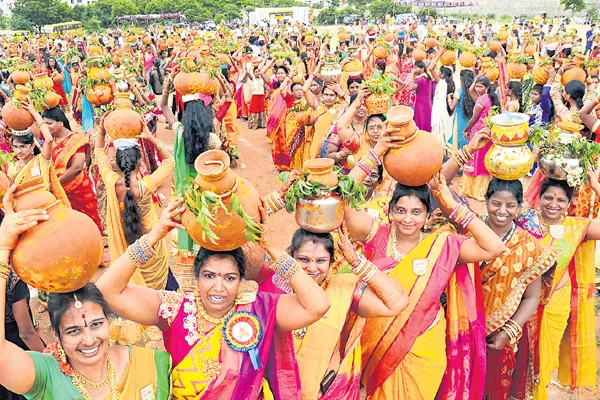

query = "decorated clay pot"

[
  {"left": 507, "top": 63, "right": 527, "bottom": 80},
  {"left": 490, "top": 112, "right": 530, "bottom": 144},
  {"left": 412, "top": 48, "right": 426, "bottom": 62},
  {"left": 343, "top": 57, "right": 363, "bottom": 77},
  {"left": 373, "top": 45, "right": 389, "bottom": 59},
  {"left": 181, "top": 150, "right": 262, "bottom": 251},
  {"left": 32, "top": 72, "right": 53, "bottom": 90},
  {"left": 364, "top": 93, "right": 390, "bottom": 115},
  {"left": 85, "top": 83, "right": 114, "bottom": 105},
  {"left": 52, "top": 73, "right": 64, "bottom": 84},
  {"left": 532, "top": 62, "right": 553, "bottom": 85},
  {"left": 485, "top": 143, "right": 534, "bottom": 180},
  {"left": 103, "top": 92, "right": 144, "bottom": 139},
  {"left": 425, "top": 37, "right": 438, "bottom": 49},
  {"left": 88, "top": 65, "right": 111, "bottom": 81},
  {"left": 11, "top": 177, "right": 102, "bottom": 292},
  {"left": 489, "top": 40, "right": 502, "bottom": 52},
  {"left": 296, "top": 192, "right": 344, "bottom": 233},
  {"left": 174, "top": 69, "right": 219, "bottom": 96},
  {"left": 305, "top": 158, "right": 338, "bottom": 187},
  {"left": 321, "top": 57, "right": 342, "bottom": 83},
  {"left": 383, "top": 106, "right": 443, "bottom": 186}
]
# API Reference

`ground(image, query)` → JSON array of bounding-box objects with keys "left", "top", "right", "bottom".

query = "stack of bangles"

[
  {"left": 270, "top": 252, "right": 300, "bottom": 293},
  {"left": 449, "top": 202, "right": 477, "bottom": 229},
  {"left": 356, "top": 149, "right": 381, "bottom": 175},
  {"left": 0, "top": 261, "right": 11, "bottom": 280},
  {"left": 500, "top": 318, "right": 523, "bottom": 346},
  {"left": 263, "top": 191, "right": 286, "bottom": 217},
  {"left": 452, "top": 146, "right": 473, "bottom": 167},
  {"left": 126, "top": 235, "right": 156, "bottom": 268},
  {"left": 350, "top": 254, "right": 378, "bottom": 283},
  {"left": 155, "top": 140, "right": 164, "bottom": 152}
]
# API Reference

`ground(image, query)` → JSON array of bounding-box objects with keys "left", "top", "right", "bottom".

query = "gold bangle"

[{"left": 155, "top": 141, "right": 164, "bottom": 152}]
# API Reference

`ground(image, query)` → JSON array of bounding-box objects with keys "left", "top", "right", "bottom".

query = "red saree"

[{"left": 52, "top": 132, "right": 102, "bottom": 233}]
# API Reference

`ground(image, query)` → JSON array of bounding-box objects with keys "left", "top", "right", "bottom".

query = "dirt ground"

[{"left": 29, "top": 113, "right": 599, "bottom": 398}]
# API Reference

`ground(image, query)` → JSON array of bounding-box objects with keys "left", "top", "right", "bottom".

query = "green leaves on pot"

[
  {"left": 83, "top": 56, "right": 112, "bottom": 69},
  {"left": 361, "top": 71, "right": 395, "bottom": 97},
  {"left": 0, "top": 150, "right": 16, "bottom": 169},
  {"left": 280, "top": 168, "right": 367, "bottom": 213},
  {"left": 183, "top": 179, "right": 263, "bottom": 245},
  {"left": 483, "top": 106, "right": 499, "bottom": 129}
]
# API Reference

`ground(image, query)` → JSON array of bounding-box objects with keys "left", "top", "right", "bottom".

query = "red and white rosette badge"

[{"left": 223, "top": 311, "right": 263, "bottom": 370}]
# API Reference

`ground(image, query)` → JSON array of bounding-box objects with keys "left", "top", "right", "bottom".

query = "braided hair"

[
  {"left": 116, "top": 147, "right": 143, "bottom": 245},
  {"left": 507, "top": 81, "right": 523, "bottom": 112}
]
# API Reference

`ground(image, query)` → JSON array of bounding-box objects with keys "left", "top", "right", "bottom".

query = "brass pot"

[{"left": 295, "top": 192, "right": 344, "bottom": 233}]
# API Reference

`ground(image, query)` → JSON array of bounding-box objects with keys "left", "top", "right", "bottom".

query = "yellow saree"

[
  {"left": 9, "top": 155, "right": 70, "bottom": 208},
  {"left": 535, "top": 216, "right": 597, "bottom": 399}
]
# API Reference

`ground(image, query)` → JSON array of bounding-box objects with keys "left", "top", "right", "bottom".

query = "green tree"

[
  {"left": 111, "top": 0, "right": 138, "bottom": 20},
  {"left": 587, "top": 3, "right": 600, "bottom": 22},
  {"left": 368, "top": 0, "right": 394, "bottom": 21},
  {"left": 560, "top": 0, "right": 585, "bottom": 14},
  {"left": 11, "top": 0, "right": 72, "bottom": 32}
]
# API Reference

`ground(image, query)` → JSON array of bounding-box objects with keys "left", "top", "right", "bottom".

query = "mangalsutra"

[
  {"left": 389, "top": 225, "right": 423, "bottom": 262},
  {"left": 71, "top": 353, "right": 119, "bottom": 400}
]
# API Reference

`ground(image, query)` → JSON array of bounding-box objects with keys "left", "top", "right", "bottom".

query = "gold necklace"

[
  {"left": 537, "top": 210, "right": 565, "bottom": 236},
  {"left": 389, "top": 224, "right": 423, "bottom": 262},
  {"left": 71, "top": 353, "right": 119, "bottom": 400},
  {"left": 195, "top": 294, "right": 236, "bottom": 325}
]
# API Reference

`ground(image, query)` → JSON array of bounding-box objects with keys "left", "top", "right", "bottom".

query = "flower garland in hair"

[{"left": 43, "top": 342, "right": 73, "bottom": 376}]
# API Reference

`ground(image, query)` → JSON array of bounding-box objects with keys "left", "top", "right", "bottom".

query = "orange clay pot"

[
  {"left": 44, "top": 90, "right": 61, "bottom": 109},
  {"left": 425, "top": 37, "right": 438, "bottom": 49},
  {"left": 103, "top": 92, "right": 143, "bottom": 139},
  {"left": 10, "top": 70, "right": 31, "bottom": 85},
  {"left": 532, "top": 63, "right": 553, "bottom": 84},
  {"left": 11, "top": 177, "right": 102, "bottom": 292},
  {"left": 373, "top": 45, "right": 389, "bottom": 59},
  {"left": 181, "top": 150, "right": 262, "bottom": 251},
  {"left": 1, "top": 102, "right": 34, "bottom": 131},
  {"left": 364, "top": 93, "right": 390, "bottom": 115},
  {"left": 412, "top": 48, "right": 426, "bottom": 62},
  {"left": 440, "top": 50, "right": 457, "bottom": 66},
  {"left": 85, "top": 83, "right": 114, "bottom": 105},
  {"left": 489, "top": 40, "right": 502, "bottom": 52},
  {"left": 507, "top": 63, "right": 527, "bottom": 80},
  {"left": 383, "top": 106, "right": 443, "bottom": 186},
  {"left": 304, "top": 158, "right": 338, "bottom": 187},
  {"left": 459, "top": 51, "right": 477, "bottom": 68}
]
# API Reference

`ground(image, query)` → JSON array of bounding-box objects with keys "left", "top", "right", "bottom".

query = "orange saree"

[{"left": 52, "top": 132, "right": 102, "bottom": 232}]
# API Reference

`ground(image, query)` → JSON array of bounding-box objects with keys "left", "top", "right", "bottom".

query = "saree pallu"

[
  {"left": 52, "top": 133, "right": 102, "bottom": 233},
  {"left": 267, "top": 94, "right": 311, "bottom": 171},
  {"left": 534, "top": 217, "right": 597, "bottom": 399},
  {"left": 260, "top": 272, "right": 365, "bottom": 400},
  {"left": 11, "top": 155, "right": 70, "bottom": 208},
  {"left": 481, "top": 231, "right": 558, "bottom": 400},
  {"left": 25, "top": 346, "right": 172, "bottom": 399},
  {"left": 158, "top": 290, "right": 301, "bottom": 400},
  {"left": 306, "top": 105, "right": 342, "bottom": 161},
  {"left": 223, "top": 98, "right": 240, "bottom": 158},
  {"left": 361, "top": 226, "right": 486, "bottom": 400}
]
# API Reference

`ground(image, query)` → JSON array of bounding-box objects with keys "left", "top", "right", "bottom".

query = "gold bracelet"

[
  {"left": 0, "top": 261, "right": 11, "bottom": 280},
  {"left": 155, "top": 141, "right": 164, "bottom": 152}
]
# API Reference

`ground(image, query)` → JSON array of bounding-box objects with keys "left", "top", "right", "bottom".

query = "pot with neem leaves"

[{"left": 282, "top": 160, "right": 366, "bottom": 233}]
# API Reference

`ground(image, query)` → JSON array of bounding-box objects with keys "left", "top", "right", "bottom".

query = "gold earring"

[{"left": 234, "top": 289, "right": 243, "bottom": 305}]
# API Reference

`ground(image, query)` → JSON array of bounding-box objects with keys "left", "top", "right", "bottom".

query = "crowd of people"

[{"left": 0, "top": 15, "right": 598, "bottom": 400}]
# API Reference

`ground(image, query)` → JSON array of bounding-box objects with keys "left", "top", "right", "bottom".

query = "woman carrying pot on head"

[
  {"left": 443, "top": 142, "right": 558, "bottom": 399},
  {"left": 42, "top": 107, "right": 102, "bottom": 233},
  {"left": 514, "top": 177, "right": 600, "bottom": 400},
  {"left": 259, "top": 226, "right": 409, "bottom": 399},
  {"left": 46, "top": 57, "right": 68, "bottom": 109},
  {"left": 267, "top": 70, "right": 312, "bottom": 171},
  {"left": 95, "top": 197, "right": 331, "bottom": 399},
  {"left": 461, "top": 75, "right": 500, "bottom": 201},
  {"left": 523, "top": 63, "right": 598, "bottom": 211},
  {"left": 303, "top": 63, "right": 349, "bottom": 161},
  {"left": 0, "top": 185, "right": 172, "bottom": 399},
  {"left": 341, "top": 131, "right": 506, "bottom": 399},
  {"left": 7, "top": 103, "right": 69, "bottom": 207}
]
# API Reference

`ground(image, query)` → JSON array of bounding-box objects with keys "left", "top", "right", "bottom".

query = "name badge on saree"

[
  {"left": 140, "top": 385, "right": 155, "bottom": 400},
  {"left": 413, "top": 259, "right": 428, "bottom": 276},
  {"left": 550, "top": 225, "right": 564, "bottom": 239},
  {"left": 30, "top": 168, "right": 41, "bottom": 177}
]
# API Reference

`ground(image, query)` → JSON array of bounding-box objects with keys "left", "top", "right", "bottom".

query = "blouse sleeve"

[
  {"left": 550, "top": 77, "right": 568, "bottom": 116},
  {"left": 93, "top": 148, "right": 118, "bottom": 185},
  {"left": 143, "top": 158, "right": 175, "bottom": 193},
  {"left": 24, "top": 352, "right": 58, "bottom": 399},
  {"left": 215, "top": 100, "right": 232, "bottom": 122},
  {"left": 157, "top": 290, "right": 185, "bottom": 328}
]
